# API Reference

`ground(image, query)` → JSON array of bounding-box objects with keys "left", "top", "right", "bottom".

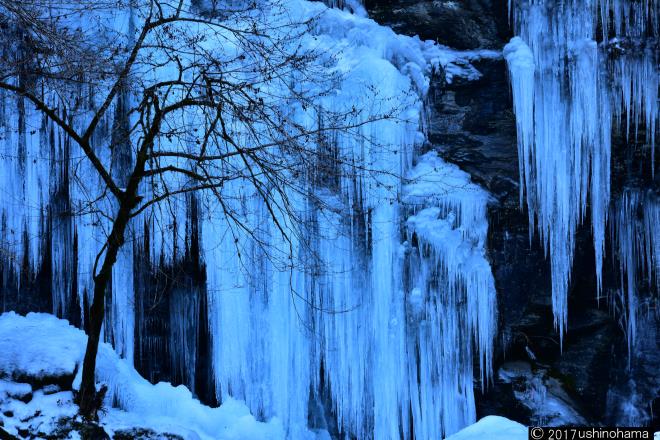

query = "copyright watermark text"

[{"left": 528, "top": 427, "right": 655, "bottom": 440}]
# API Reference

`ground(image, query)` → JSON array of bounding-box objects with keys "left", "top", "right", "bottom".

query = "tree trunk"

[
  {"left": 77, "top": 190, "right": 140, "bottom": 418},
  {"left": 77, "top": 106, "right": 158, "bottom": 419},
  {"left": 77, "top": 205, "right": 131, "bottom": 418}
]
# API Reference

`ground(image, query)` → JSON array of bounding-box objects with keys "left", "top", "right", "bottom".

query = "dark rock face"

[{"left": 365, "top": 0, "right": 511, "bottom": 49}]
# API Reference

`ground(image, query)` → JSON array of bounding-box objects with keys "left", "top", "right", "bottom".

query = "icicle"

[
  {"left": 503, "top": 38, "right": 535, "bottom": 224},
  {"left": 506, "top": 0, "right": 658, "bottom": 343},
  {"left": 611, "top": 189, "right": 660, "bottom": 359}
]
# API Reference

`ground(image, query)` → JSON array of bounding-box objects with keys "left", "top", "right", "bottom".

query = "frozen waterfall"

[{"left": 0, "top": 0, "right": 499, "bottom": 438}]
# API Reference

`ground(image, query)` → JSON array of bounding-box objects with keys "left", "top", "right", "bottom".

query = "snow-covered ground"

[
  {"left": 0, "top": 312, "right": 287, "bottom": 439},
  {"left": 0, "top": 311, "right": 530, "bottom": 439}
]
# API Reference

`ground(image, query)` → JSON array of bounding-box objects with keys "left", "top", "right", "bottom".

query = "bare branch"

[
  {"left": 141, "top": 165, "right": 210, "bottom": 181},
  {"left": 0, "top": 81, "right": 124, "bottom": 200}
]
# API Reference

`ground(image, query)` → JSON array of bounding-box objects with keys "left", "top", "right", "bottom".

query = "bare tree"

[{"left": 0, "top": 0, "right": 401, "bottom": 418}]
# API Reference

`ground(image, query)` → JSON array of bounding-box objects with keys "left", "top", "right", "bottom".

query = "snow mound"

[
  {"left": 445, "top": 416, "right": 527, "bottom": 440},
  {"left": 0, "top": 312, "right": 90, "bottom": 384},
  {"left": 0, "top": 312, "right": 286, "bottom": 440}
]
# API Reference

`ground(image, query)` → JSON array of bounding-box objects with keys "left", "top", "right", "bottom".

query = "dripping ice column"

[{"left": 402, "top": 152, "right": 497, "bottom": 437}]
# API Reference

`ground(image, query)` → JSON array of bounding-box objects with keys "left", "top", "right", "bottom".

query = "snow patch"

[
  {"left": 0, "top": 312, "right": 286, "bottom": 440},
  {"left": 445, "top": 416, "right": 527, "bottom": 440}
]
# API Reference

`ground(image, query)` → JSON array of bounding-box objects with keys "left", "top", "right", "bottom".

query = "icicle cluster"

[
  {"left": 0, "top": 5, "right": 138, "bottom": 354},
  {"left": 323, "top": 0, "right": 366, "bottom": 15},
  {"left": 201, "top": 5, "right": 499, "bottom": 437},
  {"left": 505, "top": 0, "right": 659, "bottom": 343},
  {"left": 611, "top": 189, "right": 660, "bottom": 353},
  {"left": 402, "top": 152, "right": 497, "bottom": 438}
]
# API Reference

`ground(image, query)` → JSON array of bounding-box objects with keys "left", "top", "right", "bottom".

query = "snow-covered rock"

[
  {"left": 0, "top": 312, "right": 289, "bottom": 440},
  {"left": 498, "top": 361, "right": 587, "bottom": 426}
]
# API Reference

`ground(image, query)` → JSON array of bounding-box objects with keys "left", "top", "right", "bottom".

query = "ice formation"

[
  {"left": 611, "top": 189, "right": 660, "bottom": 355},
  {"left": 0, "top": 0, "right": 498, "bottom": 438},
  {"left": 402, "top": 152, "right": 496, "bottom": 438},
  {"left": 505, "top": 0, "right": 659, "bottom": 344},
  {"left": 201, "top": 5, "right": 498, "bottom": 438}
]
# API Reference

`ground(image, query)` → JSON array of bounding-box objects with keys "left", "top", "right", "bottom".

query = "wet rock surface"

[
  {"left": 365, "top": 0, "right": 511, "bottom": 49},
  {"left": 113, "top": 428, "right": 184, "bottom": 440}
]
